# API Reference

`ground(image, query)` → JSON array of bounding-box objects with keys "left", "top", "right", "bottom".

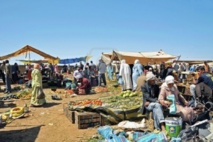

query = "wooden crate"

[
  {"left": 75, "top": 111, "right": 101, "bottom": 129},
  {"left": 101, "top": 115, "right": 110, "bottom": 126},
  {"left": 67, "top": 110, "right": 75, "bottom": 124},
  {"left": 63, "top": 103, "right": 75, "bottom": 124}
]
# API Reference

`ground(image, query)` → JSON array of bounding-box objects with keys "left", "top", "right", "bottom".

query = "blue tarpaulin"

[{"left": 59, "top": 57, "right": 86, "bottom": 64}]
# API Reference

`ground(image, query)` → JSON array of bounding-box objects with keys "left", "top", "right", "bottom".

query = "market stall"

[
  {"left": 106, "top": 50, "right": 177, "bottom": 64},
  {"left": 0, "top": 45, "right": 59, "bottom": 64}
]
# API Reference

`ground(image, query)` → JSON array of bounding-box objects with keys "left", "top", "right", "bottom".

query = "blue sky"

[{"left": 0, "top": 0, "right": 213, "bottom": 64}]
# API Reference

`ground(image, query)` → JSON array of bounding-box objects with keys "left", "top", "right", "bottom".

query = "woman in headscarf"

[
  {"left": 132, "top": 59, "right": 143, "bottom": 91},
  {"left": 31, "top": 64, "right": 46, "bottom": 107},
  {"left": 158, "top": 75, "right": 196, "bottom": 123},
  {"left": 119, "top": 59, "right": 132, "bottom": 90}
]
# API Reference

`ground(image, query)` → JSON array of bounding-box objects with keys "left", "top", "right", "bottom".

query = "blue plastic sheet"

[{"left": 59, "top": 57, "right": 86, "bottom": 64}]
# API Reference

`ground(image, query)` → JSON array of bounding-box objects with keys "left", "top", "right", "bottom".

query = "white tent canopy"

[{"left": 103, "top": 50, "right": 177, "bottom": 64}]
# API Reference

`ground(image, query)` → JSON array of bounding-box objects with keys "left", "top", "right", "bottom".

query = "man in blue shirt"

[{"left": 190, "top": 66, "right": 213, "bottom": 106}]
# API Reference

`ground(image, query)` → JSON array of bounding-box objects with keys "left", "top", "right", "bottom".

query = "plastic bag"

[
  {"left": 107, "top": 134, "right": 129, "bottom": 142},
  {"left": 98, "top": 126, "right": 113, "bottom": 139},
  {"left": 37, "top": 87, "right": 45, "bottom": 99},
  {"left": 136, "top": 132, "right": 167, "bottom": 142}
]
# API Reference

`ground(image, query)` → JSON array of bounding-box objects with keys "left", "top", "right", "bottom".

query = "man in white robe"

[{"left": 119, "top": 59, "right": 132, "bottom": 90}]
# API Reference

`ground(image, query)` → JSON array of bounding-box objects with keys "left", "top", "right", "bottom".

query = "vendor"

[
  {"left": 190, "top": 66, "right": 213, "bottom": 107},
  {"left": 76, "top": 74, "right": 91, "bottom": 94},
  {"left": 141, "top": 72, "right": 165, "bottom": 131},
  {"left": 73, "top": 67, "right": 83, "bottom": 83},
  {"left": 158, "top": 75, "right": 196, "bottom": 123}
]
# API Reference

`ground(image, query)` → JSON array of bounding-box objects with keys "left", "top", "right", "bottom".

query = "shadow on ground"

[
  {"left": 43, "top": 102, "right": 61, "bottom": 108},
  {"left": 0, "top": 125, "right": 43, "bottom": 142}
]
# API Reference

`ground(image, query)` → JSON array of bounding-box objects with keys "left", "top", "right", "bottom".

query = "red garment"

[
  {"left": 27, "top": 69, "right": 32, "bottom": 80},
  {"left": 79, "top": 78, "right": 91, "bottom": 89}
]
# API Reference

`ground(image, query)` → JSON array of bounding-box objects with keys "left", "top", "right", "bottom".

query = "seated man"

[
  {"left": 76, "top": 74, "right": 91, "bottom": 95},
  {"left": 190, "top": 66, "right": 213, "bottom": 106},
  {"left": 141, "top": 72, "right": 165, "bottom": 131}
]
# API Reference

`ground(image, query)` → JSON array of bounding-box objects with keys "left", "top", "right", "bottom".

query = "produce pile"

[
  {"left": 119, "top": 90, "right": 138, "bottom": 98},
  {"left": 100, "top": 91, "right": 142, "bottom": 109},
  {"left": 94, "top": 86, "right": 108, "bottom": 93},
  {"left": 70, "top": 99, "right": 103, "bottom": 107},
  {"left": 0, "top": 105, "right": 29, "bottom": 124},
  {"left": 68, "top": 91, "right": 144, "bottom": 124},
  {"left": 101, "top": 96, "right": 141, "bottom": 110}
]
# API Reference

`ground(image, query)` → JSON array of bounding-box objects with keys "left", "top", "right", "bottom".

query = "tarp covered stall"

[
  {"left": 102, "top": 52, "right": 113, "bottom": 59},
  {"left": 111, "top": 50, "right": 176, "bottom": 64},
  {"left": 101, "top": 54, "right": 111, "bottom": 65},
  {"left": 0, "top": 45, "right": 59, "bottom": 64}
]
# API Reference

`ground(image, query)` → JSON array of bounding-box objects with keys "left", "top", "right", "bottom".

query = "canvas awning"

[
  {"left": 111, "top": 50, "right": 177, "bottom": 64},
  {"left": 101, "top": 54, "right": 111, "bottom": 65},
  {"left": 0, "top": 45, "right": 59, "bottom": 64},
  {"left": 18, "top": 59, "right": 49, "bottom": 64},
  {"left": 102, "top": 52, "right": 113, "bottom": 59}
]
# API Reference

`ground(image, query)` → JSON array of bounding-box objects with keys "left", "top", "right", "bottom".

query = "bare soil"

[{"left": 0, "top": 86, "right": 117, "bottom": 142}]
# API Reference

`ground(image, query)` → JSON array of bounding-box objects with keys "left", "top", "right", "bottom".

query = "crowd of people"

[
  {"left": 138, "top": 63, "right": 213, "bottom": 131},
  {"left": 0, "top": 59, "right": 212, "bottom": 111},
  {"left": 118, "top": 60, "right": 213, "bottom": 92}
]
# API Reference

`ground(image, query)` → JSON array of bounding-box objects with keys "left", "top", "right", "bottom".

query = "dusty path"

[{"left": 0, "top": 88, "right": 114, "bottom": 142}]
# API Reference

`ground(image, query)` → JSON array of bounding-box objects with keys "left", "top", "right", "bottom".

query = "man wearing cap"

[
  {"left": 76, "top": 74, "right": 91, "bottom": 94},
  {"left": 141, "top": 72, "right": 165, "bottom": 131}
]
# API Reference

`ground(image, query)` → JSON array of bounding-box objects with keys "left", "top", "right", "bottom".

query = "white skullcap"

[
  {"left": 146, "top": 72, "right": 156, "bottom": 81},
  {"left": 121, "top": 59, "right": 126, "bottom": 64},
  {"left": 134, "top": 59, "right": 139, "bottom": 64},
  {"left": 165, "top": 75, "right": 174, "bottom": 84}
]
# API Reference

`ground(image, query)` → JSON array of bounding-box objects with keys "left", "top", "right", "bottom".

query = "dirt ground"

[{"left": 0, "top": 85, "right": 117, "bottom": 142}]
